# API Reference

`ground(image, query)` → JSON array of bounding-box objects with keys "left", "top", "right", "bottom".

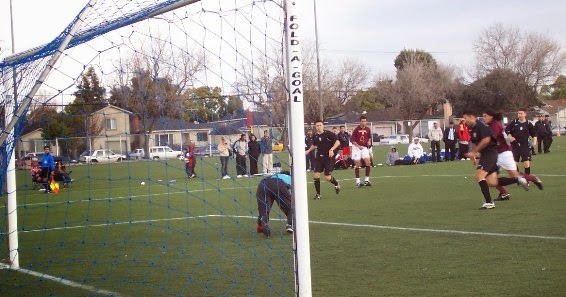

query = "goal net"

[{"left": 0, "top": 0, "right": 310, "bottom": 296}]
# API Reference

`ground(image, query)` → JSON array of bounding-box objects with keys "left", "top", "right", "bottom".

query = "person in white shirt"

[
  {"left": 427, "top": 122, "right": 443, "bottom": 162},
  {"left": 408, "top": 137, "right": 425, "bottom": 164}
]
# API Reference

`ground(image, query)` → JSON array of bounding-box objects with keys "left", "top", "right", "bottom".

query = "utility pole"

[{"left": 313, "top": 0, "right": 323, "bottom": 121}]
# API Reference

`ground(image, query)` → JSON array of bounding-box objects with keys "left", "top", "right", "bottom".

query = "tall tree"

[
  {"left": 540, "top": 75, "right": 566, "bottom": 100},
  {"left": 394, "top": 49, "right": 437, "bottom": 70},
  {"left": 473, "top": 23, "right": 566, "bottom": 90}
]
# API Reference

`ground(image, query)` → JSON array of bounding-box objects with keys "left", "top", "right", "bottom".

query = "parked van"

[{"left": 148, "top": 146, "right": 183, "bottom": 160}]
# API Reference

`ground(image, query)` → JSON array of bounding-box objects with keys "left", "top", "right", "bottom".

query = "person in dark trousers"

[
  {"left": 463, "top": 110, "right": 527, "bottom": 210},
  {"left": 248, "top": 134, "right": 261, "bottom": 175},
  {"left": 39, "top": 145, "right": 55, "bottom": 193},
  {"left": 255, "top": 171, "right": 294, "bottom": 238},
  {"left": 544, "top": 115, "right": 553, "bottom": 151},
  {"left": 443, "top": 121, "right": 457, "bottom": 161},
  {"left": 233, "top": 134, "right": 248, "bottom": 178},
  {"left": 305, "top": 128, "right": 315, "bottom": 171},
  {"left": 506, "top": 108, "right": 536, "bottom": 177},
  {"left": 305, "top": 120, "right": 341, "bottom": 200},
  {"left": 534, "top": 114, "right": 551, "bottom": 154}
]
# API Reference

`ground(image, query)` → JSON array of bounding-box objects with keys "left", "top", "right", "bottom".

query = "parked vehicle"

[
  {"left": 551, "top": 125, "right": 565, "bottom": 136},
  {"left": 194, "top": 144, "right": 219, "bottom": 156},
  {"left": 380, "top": 134, "right": 410, "bottom": 145},
  {"left": 148, "top": 146, "right": 183, "bottom": 160},
  {"left": 128, "top": 148, "right": 145, "bottom": 159},
  {"left": 79, "top": 149, "right": 126, "bottom": 163}
]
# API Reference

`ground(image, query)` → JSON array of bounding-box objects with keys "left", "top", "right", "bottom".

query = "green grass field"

[{"left": 1, "top": 138, "right": 565, "bottom": 296}]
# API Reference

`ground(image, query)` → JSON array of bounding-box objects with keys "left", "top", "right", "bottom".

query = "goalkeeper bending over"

[{"left": 256, "top": 170, "right": 294, "bottom": 238}]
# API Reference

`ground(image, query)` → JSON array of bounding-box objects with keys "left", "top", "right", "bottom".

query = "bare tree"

[
  {"left": 473, "top": 23, "right": 566, "bottom": 89},
  {"left": 331, "top": 58, "right": 369, "bottom": 106}
]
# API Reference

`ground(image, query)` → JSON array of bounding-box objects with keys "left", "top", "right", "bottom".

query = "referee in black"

[
  {"left": 305, "top": 120, "right": 341, "bottom": 200},
  {"left": 505, "top": 108, "right": 536, "bottom": 176}
]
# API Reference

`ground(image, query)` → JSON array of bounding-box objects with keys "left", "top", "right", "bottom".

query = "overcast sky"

[{"left": 1, "top": 0, "right": 565, "bottom": 82}]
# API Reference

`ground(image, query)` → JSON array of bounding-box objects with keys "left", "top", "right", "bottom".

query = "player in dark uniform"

[
  {"left": 505, "top": 108, "right": 536, "bottom": 177},
  {"left": 255, "top": 171, "right": 294, "bottom": 238},
  {"left": 305, "top": 120, "right": 341, "bottom": 200},
  {"left": 305, "top": 128, "right": 315, "bottom": 171},
  {"left": 463, "top": 110, "right": 527, "bottom": 209}
]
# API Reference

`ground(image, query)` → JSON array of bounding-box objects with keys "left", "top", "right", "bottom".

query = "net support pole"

[
  {"left": 284, "top": 1, "right": 312, "bottom": 296},
  {"left": 3, "top": 1, "right": 94, "bottom": 270}
]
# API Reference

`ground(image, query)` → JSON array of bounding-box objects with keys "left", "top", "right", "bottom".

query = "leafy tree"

[
  {"left": 394, "top": 49, "right": 437, "bottom": 70},
  {"left": 540, "top": 75, "right": 566, "bottom": 100},
  {"left": 344, "top": 88, "right": 387, "bottom": 112},
  {"left": 454, "top": 68, "right": 538, "bottom": 115}
]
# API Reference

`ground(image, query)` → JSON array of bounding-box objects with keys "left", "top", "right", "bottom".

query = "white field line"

[
  {"left": 0, "top": 263, "right": 124, "bottom": 297},
  {"left": 15, "top": 214, "right": 566, "bottom": 241}
]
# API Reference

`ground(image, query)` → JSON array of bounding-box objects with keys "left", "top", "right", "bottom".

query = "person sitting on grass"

[
  {"left": 53, "top": 162, "right": 73, "bottom": 188},
  {"left": 407, "top": 137, "right": 426, "bottom": 164},
  {"left": 386, "top": 147, "right": 400, "bottom": 166},
  {"left": 30, "top": 161, "right": 41, "bottom": 189}
]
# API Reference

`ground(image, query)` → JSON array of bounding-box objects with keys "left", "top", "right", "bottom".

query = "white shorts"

[
  {"left": 351, "top": 146, "right": 370, "bottom": 161},
  {"left": 497, "top": 150, "right": 518, "bottom": 171}
]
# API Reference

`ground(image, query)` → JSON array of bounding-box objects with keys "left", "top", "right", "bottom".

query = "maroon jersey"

[
  {"left": 350, "top": 126, "right": 371, "bottom": 147},
  {"left": 488, "top": 120, "right": 511, "bottom": 153}
]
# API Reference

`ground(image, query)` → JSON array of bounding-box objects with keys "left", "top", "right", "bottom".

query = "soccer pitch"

[{"left": 1, "top": 138, "right": 565, "bottom": 296}]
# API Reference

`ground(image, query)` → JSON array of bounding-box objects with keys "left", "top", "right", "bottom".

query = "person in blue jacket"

[
  {"left": 39, "top": 145, "right": 55, "bottom": 193},
  {"left": 255, "top": 170, "right": 294, "bottom": 238}
]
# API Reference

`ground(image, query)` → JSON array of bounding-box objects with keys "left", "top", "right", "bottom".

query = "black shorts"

[
  {"left": 314, "top": 155, "right": 335, "bottom": 176},
  {"left": 511, "top": 143, "right": 531, "bottom": 162},
  {"left": 476, "top": 150, "right": 498, "bottom": 174},
  {"left": 40, "top": 168, "right": 52, "bottom": 179}
]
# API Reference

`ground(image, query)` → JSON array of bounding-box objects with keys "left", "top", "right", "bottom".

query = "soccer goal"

[{"left": 0, "top": 0, "right": 311, "bottom": 296}]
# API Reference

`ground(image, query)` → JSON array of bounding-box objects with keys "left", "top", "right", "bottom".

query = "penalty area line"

[{"left": 0, "top": 262, "right": 124, "bottom": 297}]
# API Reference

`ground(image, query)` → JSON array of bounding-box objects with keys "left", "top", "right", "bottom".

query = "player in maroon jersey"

[{"left": 350, "top": 115, "right": 372, "bottom": 187}]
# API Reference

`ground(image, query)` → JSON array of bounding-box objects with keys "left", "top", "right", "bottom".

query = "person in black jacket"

[
  {"left": 443, "top": 121, "right": 457, "bottom": 161},
  {"left": 305, "top": 128, "right": 315, "bottom": 171},
  {"left": 534, "top": 114, "right": 551, "bottom": 154},
  {"left": 248, "top": 134, "right": 261, "bottom": 175}
]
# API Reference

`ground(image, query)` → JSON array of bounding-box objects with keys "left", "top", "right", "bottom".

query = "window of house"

[
  {"left": 106, "top": 118, "right": 117, "bottom": 130},
  {"left": 155, "top": 134, "right": 173, "bottom": 146},
  {"left": 196, "top": 132, "right": 208, "bottom": 142}
]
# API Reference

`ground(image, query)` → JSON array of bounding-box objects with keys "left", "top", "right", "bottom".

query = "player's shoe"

[
  {"left": 495, "top": 193, "right": 510, "bottom": 201},
  {"left": 532, "top": 176, "right": 543, "bottom": 190},
  {"left": 335, "top": 184, "right": 340, "bottom": 194},
  {"left": 363, "top": 181, "right": 372, "bottom": 187},
  {"left": 516, "top": 176, "right": 529, "bottom": 191},
  {"left": 356, "top": 182, "right": 363, "bottom": 188},
  {"left": 314, "top": 194, "right": 321, "bottom": 200},
  {"left": 256, "top": 224, "right": 263, "bottom": 233},
  {"left": 285, "top": 224, "right": 293, "bottom": 233},
  {"left": 480, "top": 202, "right": 495, "bottom": 209}
]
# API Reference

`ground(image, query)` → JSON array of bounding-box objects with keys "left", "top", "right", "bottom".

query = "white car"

[
  {"left": 380, "top": 134, "right": 410, "bottom": 145},
  {"left": 80, "top": 149, "right": 126, "bottom": 163},
  {"left": 551, "top": 125, "right": 565, "bottom": 136},
  {"left": 148, "top": 146, "right": 183, "bottom": 160}
]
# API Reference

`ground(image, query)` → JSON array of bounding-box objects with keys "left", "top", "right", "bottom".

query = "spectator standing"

[
  {"left": 233, "top": 134, "right": 249, "bottom": 178},
  {"left": 443, "top": 121, "right": 457, "bottom": 161},
  {"left": 255, "top": 171, "right": 294, "bottom": 238},
  {"left": 260, "top": 130, "right": 274, "bottom": 175},
  {"left": 218, "top": 137, "right": 231, "bottom": 179},
  {"left": 305, "top": 128, "right": 315, "bottom": 171},
  {"left": 534, "top": 114, "right": 551, "bottom": 154},
  {"left": 545, "top": 114, "right": 553, "bottom": 151},
  {"left": 248, "top": 134, "right": 261, "bottom": 175},
  {"left": 39, "top": 145, "right": 55, "bottom": 193},
  {"left": 184, "top": 143, "right": 197, "bottom": 179},
  {"left": 305, "top": 120, "right": 341, "bottom": 200},
  {"left": 505, "top": 108, "right": 536, "bottom": 177},
  {"left": 350, "top": 115, "right": 372, "bottom": 187},
  {"left": 428, "top": 122, "right": 443, "bottom": 162},
  {"left": 457, "top": 119, "right": 471, "bottom": 160}
]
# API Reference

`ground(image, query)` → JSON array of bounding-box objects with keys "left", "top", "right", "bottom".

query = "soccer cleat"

[
  {"left": 364, "top": 181, "right": 372, "bottom": 187},
  {"left": 356, "top": 182, "right": 363, "bottom": 188},
  {"left": 335, "top": 184, "right": 340, "bottom": 194},
  {"left": 495, "top": 193, "right": 510, "bottom": 201},
  {"left": 285, "top": 224, "right": 293, "bottom": 233},
  {"left": 517, "top": 176, "right": 529, "bottom": 191},
  {"left": 480, "top": 202, "right": 495, "bottom": 209},
  {"left": 532, "top": 176, "right": 543, "bottom": 190},
  {"left": 314, "top": 193, "right": 321, "bottom": 200},
  {"left": 256, "top": 224, "right": 263, "bottom": 233}
]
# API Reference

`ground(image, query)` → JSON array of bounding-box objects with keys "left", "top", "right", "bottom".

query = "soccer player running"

[
  {"left": 462, "top": 110, "right": 527, "bottom": 209},
  {"left": 305, "top": 120, "right": 341, "bottom": 199},
  {"left": 482, "top": 110, "right": 540, "bottom": 201},
  {"left": 255, "top": 171, "right": 294, "bottom": 238},
  {"left": 350, "top": 115, "right": 372, "bottom": 187},
  {"left": 505, "top": 108, "right": 541, "bottom": 185}
]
